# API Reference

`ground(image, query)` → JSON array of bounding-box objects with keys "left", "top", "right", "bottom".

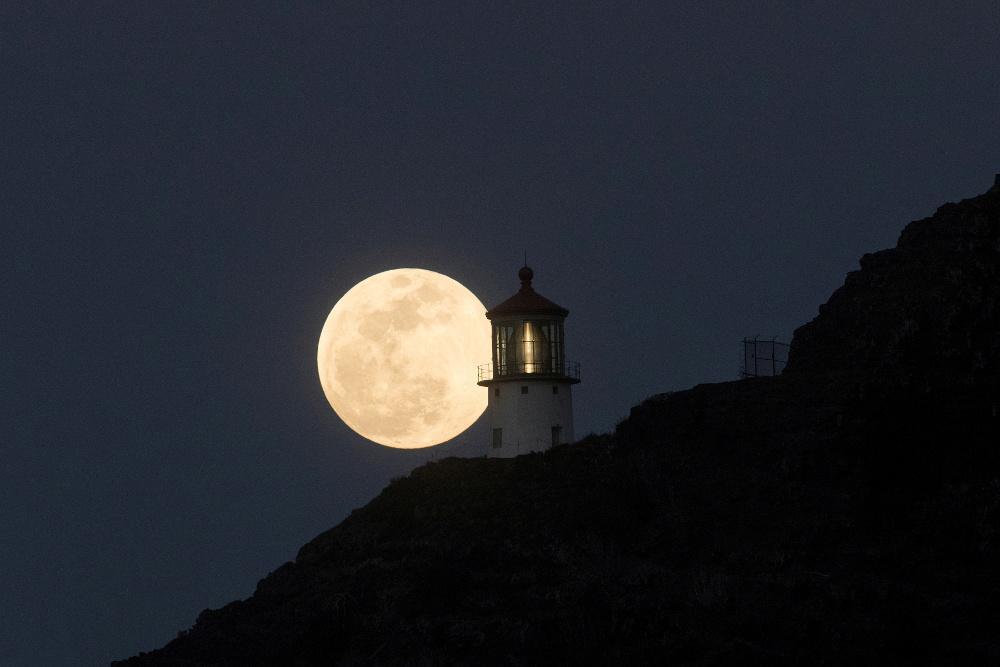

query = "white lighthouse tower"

[{"left": 477, "top": 266, "right": 580, "bottom": 457}]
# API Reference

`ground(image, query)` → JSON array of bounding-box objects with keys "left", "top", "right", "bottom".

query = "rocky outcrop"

[
  {"left": 115, "top": 179, "right": 1000, "bottom": 665},
  {"left": 787, "top": 175, "right": 1000, "bottom": 396}
]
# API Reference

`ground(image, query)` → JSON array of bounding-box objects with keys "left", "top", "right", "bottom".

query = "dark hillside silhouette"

[{"left": 116, "top": 178, "right": 1000, "bottom": 665}]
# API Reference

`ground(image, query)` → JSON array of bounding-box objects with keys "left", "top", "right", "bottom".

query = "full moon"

[{"left": 317, "top": 268, "right": 490, "bottom": 448}]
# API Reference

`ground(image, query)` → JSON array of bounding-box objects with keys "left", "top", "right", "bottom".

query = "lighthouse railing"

[{"left": 477, "top": 360, "right": 581, "bottom": 382}]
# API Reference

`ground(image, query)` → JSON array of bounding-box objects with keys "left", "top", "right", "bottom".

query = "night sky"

[{"left": 3, "top": 3, "right": 999, "bottom": 664}]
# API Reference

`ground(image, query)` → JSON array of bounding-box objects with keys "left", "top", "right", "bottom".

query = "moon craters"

[{"left": 317, "top": 268, "right": 489, "bottom": 448}]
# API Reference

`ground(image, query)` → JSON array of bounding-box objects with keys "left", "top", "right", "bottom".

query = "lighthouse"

[{"left": 478, "top": 266, "right": 580, "bottom": 457}]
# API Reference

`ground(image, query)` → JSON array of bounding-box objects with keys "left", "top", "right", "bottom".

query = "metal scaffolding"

[{"left": 740, "top": 336, "right": 789, "bottom": 378}]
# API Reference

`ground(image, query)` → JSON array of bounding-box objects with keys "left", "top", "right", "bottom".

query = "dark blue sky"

[{"left": 2, "top": 2, "right": 998, "bottom": 664}]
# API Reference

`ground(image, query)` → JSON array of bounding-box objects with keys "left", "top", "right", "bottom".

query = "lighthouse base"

[{"left": 484, "top": 379, "right": 575, "bottom": 458}]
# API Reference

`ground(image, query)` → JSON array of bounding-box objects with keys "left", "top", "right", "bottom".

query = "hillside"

[{"left": 116, "top": 178, "right": 1000, "bottom": 665}]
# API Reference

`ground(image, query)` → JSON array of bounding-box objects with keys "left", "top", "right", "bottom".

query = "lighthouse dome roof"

[{"left": 485, "top": 266, "right": 569, "bottom": 319}]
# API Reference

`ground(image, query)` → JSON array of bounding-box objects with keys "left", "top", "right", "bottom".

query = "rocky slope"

[
  {"left": 787, "top": 175, "right": 1000, "bottom": 394},
  {"left": 116, "top": 178, "right": 1000, "bottom": 665}
]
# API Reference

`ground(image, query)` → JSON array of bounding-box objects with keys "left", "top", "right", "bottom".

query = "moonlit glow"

[{"left": 317, "top": 268, "right": 490, "bottom": 448}]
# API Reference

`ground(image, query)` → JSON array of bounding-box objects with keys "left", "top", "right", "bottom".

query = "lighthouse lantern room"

[{"left": 478, "top": 266, "right": 580, "bottom": 457}]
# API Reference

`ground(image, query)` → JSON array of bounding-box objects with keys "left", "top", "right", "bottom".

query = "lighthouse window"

[
  {"left": 521, "top": 386, "right": 529, "bottom": 394},
  {"left": 494, "top": 324, "right": 515, "bottom": 376},
  {"left": 520, "top": 320, "right": 547, "bottom": 373},
  {"left": 494, "top": 387, "right": 500, "bottom": 397},
  {"left": 505, "top": 319, "right": 552, "bottom": 374},
  {"left": 552, "top": 385, "right": 559, "bottom": 395},
  {"left": 492, "top": 428, "right": 502, "bottom": 449},
  {"left": 551, "top": 426, "right": 562, "bottom": 447},
  {"left": 550, "top": 323, "right": 563, "bottom": 372},
  {"left": 542, "top": 322, "right": 562, "bottom": 373}
]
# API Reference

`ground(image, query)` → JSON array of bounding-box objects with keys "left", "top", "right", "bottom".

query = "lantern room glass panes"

[
  {"left": 493, "top": 323, "right": 514, "bottom": 374},
  {"left": 519, "top": 320, "right": 548, "bottom": 373},
  {"left": 492, "top": 319, "right": 565, "bottom": 376}
]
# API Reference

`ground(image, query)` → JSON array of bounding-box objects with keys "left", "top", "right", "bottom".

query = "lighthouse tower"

[{"left": 477, "top": 266, "right": 580, "bottom": 457}]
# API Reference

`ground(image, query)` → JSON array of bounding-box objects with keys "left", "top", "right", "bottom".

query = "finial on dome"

[{"left": 518, "top": 265, "right": 534, "bottom": 287}]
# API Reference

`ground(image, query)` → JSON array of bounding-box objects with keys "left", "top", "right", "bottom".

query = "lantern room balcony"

[{"left": 477, "top": 360, "right": 581, "bottom": 385}]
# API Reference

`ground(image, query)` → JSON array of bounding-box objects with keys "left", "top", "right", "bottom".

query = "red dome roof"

[{"left": 485, "top": 266, "right": 569, "bottom": 319}]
